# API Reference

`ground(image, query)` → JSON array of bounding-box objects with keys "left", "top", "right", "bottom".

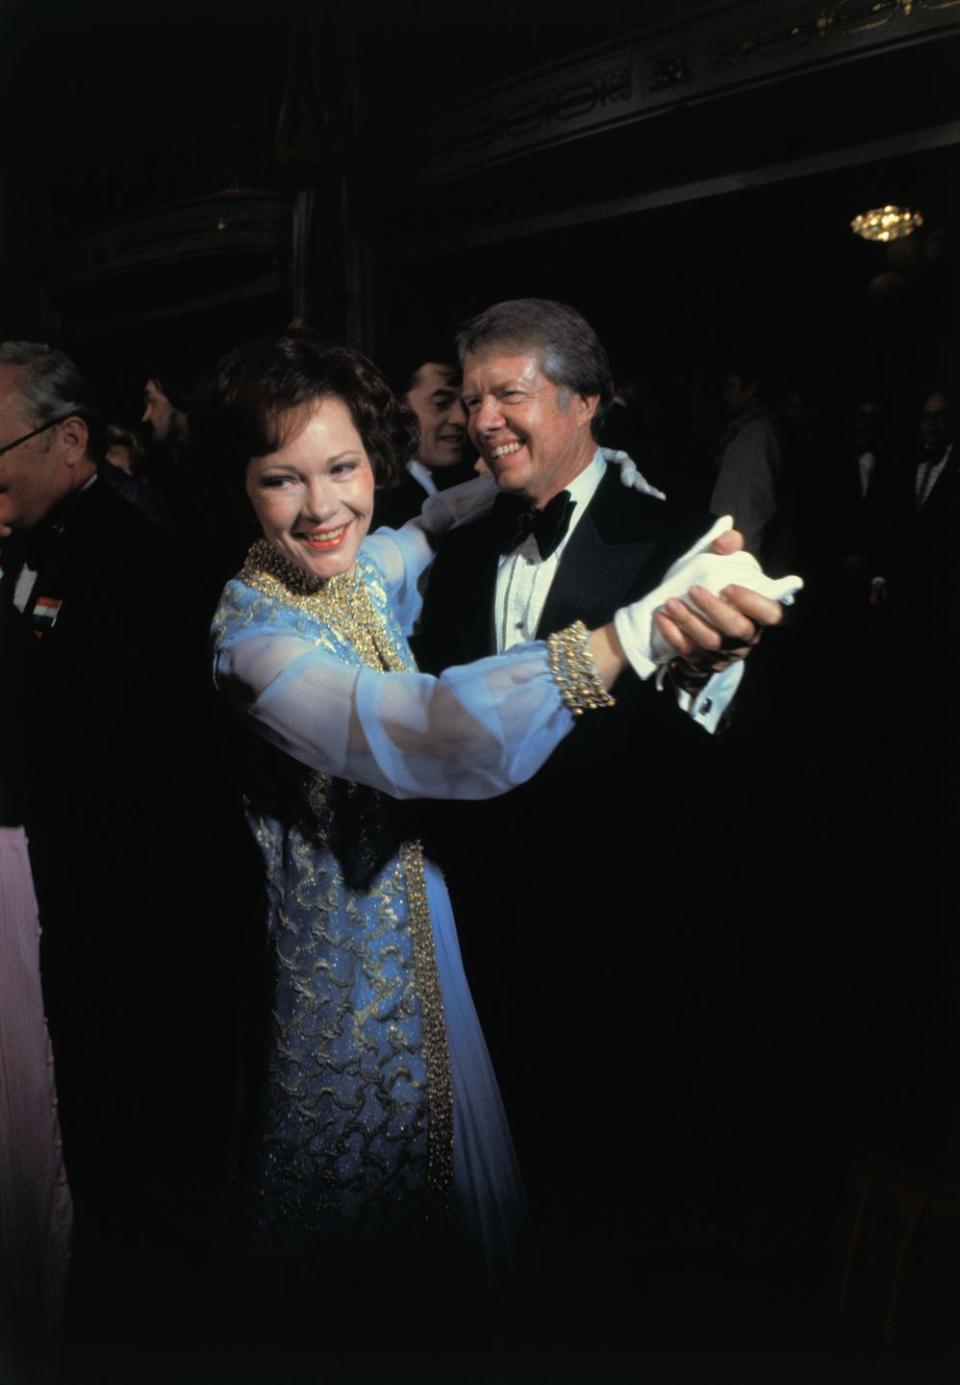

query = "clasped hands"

[
  {"left": 613, "top": 517, "right": 804, "bottom": 682},
  {"left": 413, "top": 474, "right": 802, "bottom": 681},
  {"left": 657, "top": 528, "right": 781, "bottom": 678}
]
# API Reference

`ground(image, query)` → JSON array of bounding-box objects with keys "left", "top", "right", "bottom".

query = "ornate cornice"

[
  {"left": 47, "top": 190, "right": 290, "bottom": 289},
  {"left": 712, "top": 0, "right": 960, "bottom": 70},
  {"left": 353, "top": 0, "right": 960, "bottom": 201}
]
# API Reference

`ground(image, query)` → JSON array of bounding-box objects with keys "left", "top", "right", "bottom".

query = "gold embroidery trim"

[
  {"left": 241, "top": 536, "right": 455, "bottom": 1222},
  {"left": 241, "top": 538, "right": 404, "bottom": 672},
  {"left": 402, "top": 839, "right": 454, "bottom": 1223}
]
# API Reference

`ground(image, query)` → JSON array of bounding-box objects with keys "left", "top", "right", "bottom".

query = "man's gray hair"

[
  {"left": 455, "top": 298, "right": 614, "bottom": 437},
  {"left": 0, "top": 342, "right": 103, "bottom": 456}
]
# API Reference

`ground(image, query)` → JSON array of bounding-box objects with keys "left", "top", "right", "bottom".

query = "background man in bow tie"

[{"left": 415, "top": 297, "right": 788, "bottom": 1299}]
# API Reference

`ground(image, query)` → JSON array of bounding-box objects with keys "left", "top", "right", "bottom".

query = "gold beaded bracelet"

[{"left": 546, "top": 620, "right": 616, "bottom": 716}]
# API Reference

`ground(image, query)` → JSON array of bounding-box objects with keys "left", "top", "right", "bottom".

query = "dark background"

[{"left": 1, "top": 0, "right": 957, "bottom": 425}]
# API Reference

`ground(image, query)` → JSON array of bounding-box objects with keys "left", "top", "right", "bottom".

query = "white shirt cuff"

[{"left": 659, "top": 659, "right": 745, "bottom": 734}]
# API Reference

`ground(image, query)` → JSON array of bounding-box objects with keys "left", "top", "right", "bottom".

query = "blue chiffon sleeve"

[
  {"left": 360, "top": 523, "right": 434, "bottom": 637},
  {"left": 214, "top": 627, "right": 575, "bottom": 801}
]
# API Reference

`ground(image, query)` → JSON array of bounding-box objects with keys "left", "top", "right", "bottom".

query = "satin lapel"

[
  {"left": 452, "top": 518, "right": 501, "bottom": 661},
  {"left": 536, "top": 469, "right": 665, "bottom": 638}
]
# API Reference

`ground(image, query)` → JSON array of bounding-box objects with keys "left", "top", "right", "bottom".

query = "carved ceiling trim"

[
  {"left": 353, "top": 0, "right": 960, "bottom": 199},
  {"left": 47, "top": 191, "right": 290, "bottom": 289}
]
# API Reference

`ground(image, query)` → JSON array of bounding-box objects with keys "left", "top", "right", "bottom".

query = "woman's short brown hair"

[{"left": 192, "top": 331, "right": 418, "bottom": 488}]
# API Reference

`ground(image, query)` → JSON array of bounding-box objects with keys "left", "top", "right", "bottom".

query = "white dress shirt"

[
  {"left": 1, "top": 473, "right": 99, "bottom": 614},
  {"left": 916, "top": 443, "right": 953, "bottom": 510},
  {"left": 494, "top": 452, "right": 605, "bottom": 652},
  {"left": 407, "top": 460, "right": 438, "bottom": 498}
]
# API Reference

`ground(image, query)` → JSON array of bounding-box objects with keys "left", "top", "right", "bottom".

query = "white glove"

[
  {"left": 410, "top": 473, "right": 498, "bottom": 540},
  {"left": 613, "top": 515, "right": 804, "bottom": 680},
  {"left": 600, "top": 447, "right": 667, "bottom": 501}
]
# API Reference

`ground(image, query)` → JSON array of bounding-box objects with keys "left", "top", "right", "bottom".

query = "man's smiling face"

[{"left": 461, "top": 349, "right": 597, "bottom": 506}]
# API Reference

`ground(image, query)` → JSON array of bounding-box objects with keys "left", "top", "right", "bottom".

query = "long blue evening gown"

[{"left": 211, "top": 522, "right": 576, "bottom": 1282}]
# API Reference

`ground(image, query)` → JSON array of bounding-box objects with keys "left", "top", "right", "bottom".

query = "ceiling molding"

[
  {"left": 370, "top": 118, "right": 960, "bottom": 266},
  {"left": 353, "top": 0, "right": 960, "bottom": 200}
]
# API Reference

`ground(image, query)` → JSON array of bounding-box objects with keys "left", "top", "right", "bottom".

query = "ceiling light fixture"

[{"left": 851, "top": 205, "right": 924, "bottom": 243}]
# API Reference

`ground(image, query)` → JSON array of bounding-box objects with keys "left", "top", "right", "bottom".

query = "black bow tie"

[{"left": 494, "top": 490, "right": 576, "bottom": 559}]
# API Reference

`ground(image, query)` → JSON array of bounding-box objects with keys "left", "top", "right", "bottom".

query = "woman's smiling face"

[{"left": 245, "top": 396, "right": 375, "bottom": 582}]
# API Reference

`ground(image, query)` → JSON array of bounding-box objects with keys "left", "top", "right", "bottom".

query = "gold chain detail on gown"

[
  {"left": 401, "top": 841, "right": 454, "bottom": 1223},
  {"left": 241, "top": 537, "right": 455, "bottom": 1222}
]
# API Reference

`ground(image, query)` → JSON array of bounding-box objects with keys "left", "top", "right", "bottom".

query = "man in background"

[
  {"left": 374, "top": 352, "right": 474, "bottom": 528},
  {"left": 141, "top": 370, "right": 189, "bottom": 449},
  {"left": 710, "top": 359, "right": 782, "bottom": 558},
  {"left": 0, "top": 341, "right": 249, "bottom": 1317}
]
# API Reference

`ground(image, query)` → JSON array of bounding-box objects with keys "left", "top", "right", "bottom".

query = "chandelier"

[{"left": 851, "top": 205, "right": 924, "bottom": 243}]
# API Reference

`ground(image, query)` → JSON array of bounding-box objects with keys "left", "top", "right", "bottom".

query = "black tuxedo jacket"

[
  {"left": 372, "top": 468, "right": 429, "bottom": 532},
  {"left": 417, "top": 462, "right": 711, "bottom": 659},
  {"left": 416, "top": 462, "right": 714, "bottom": 784},
  {"left": 414, "top": 465, "right": 728, "bottom": 1195},
  {"left": 914, "top": 444, "right": 960, "bottom": 551},
  {"left": 863, "top": 445, "right": 960, "bottom": 609},
  {"left": 1, "top": 476, "right": 254, "bottom": 1200},
  {"left": 2, "top": 477, "right": 200, "bottom": 861},
  {"left": 415, "top": 461, "right": 721, "bottom": 928}
]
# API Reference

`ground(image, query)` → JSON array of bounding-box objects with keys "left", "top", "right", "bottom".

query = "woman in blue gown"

[{"left": 200, "top": 333, "right": 658, "bottom": 1285}]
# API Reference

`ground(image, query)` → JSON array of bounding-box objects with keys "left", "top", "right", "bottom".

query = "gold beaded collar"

[
  {"left": 240, "top": 537, "right": 410, "bottom": 674},
  {"left": 241, "top": 537, "right": 327, "bottom": 596}
]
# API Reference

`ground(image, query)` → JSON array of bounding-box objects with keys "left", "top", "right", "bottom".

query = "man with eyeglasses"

[
  {"left": 0, "top": 346, "right": 112, "bottom": 627},
  {"left": 0, "top": 405, "right": 94, "bottom": 538},
  {"left": 0, "top": 389, "right": 75, "bottom": 1376},
  {"left": 0, "top": 341, "right": 247, "bottom": 1301}
]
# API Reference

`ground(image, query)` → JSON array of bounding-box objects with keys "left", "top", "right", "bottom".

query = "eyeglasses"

[{"left": 0, "top": 415, "right": 70, "bottom": 459}]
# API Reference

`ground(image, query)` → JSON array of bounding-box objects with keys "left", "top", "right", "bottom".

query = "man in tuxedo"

[
  {"left": 0, "top": 342, "right": 248, "bottom": 1299},
  {"left": 415, "top": 299, "right": 786, "bottom": 1284},
  {"left": 866, "top": 389, "right": 958, "bottom": 602},
  {"left": 913, "top": 389, "right": 957, "bottom": 520},
  {"left": 417, "top": 300, "right": 773, "bottom": 727},
  {"left": 374, "top": 353, "right": 476, "bottom": 529},
  {"left": 846, "top": 392, "right": 901, "bottom": 576}
]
